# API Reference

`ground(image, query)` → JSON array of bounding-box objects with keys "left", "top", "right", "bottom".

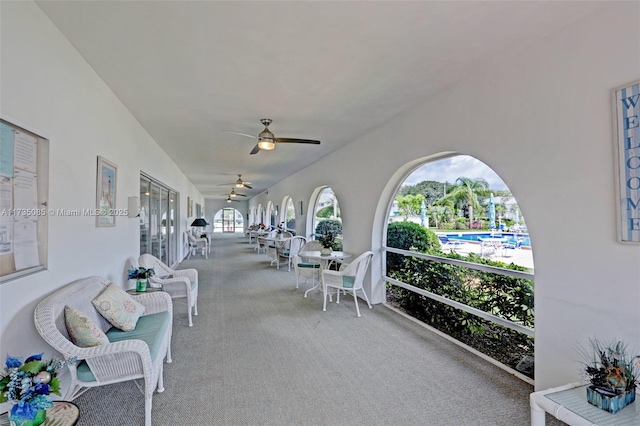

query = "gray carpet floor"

[{"left": 72, "top": 233, "right": 557, "bottom": 425}]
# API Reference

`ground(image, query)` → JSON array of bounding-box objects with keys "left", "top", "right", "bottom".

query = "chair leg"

[
  {"left": 193, "top": 293, "right": 198, "bottom": 316},
  {"left": 353, "top": 290, "right": 361, "bottom": 317},
  {"left": 144, "top": 394, "right": 152, "bottom": 426},
  {"left": 322, "top": 286, "right": 328, "bottom": 311},
  {"left": 361, "top": 288, "right": 372, "bottom": 309},
  {"left": 156, "top": 363, "right": 165, "bottom": 393}
]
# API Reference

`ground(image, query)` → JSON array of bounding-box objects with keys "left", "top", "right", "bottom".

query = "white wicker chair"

[
  {"left": 34, "top": 276, "right": 172, "bottom": 426},
  {"left": 322, "top": 251, "right": 373, "bottom": 317},
  {"left": 277, "top": 235, "right": 306, "bottom": 271},
  {"left": 294, "top": 240, "right": 323, "bottom": 290},
  {"left": 139, "top": 254, "right": 199, "bottom": 327},
  {"left": 186, "top": 231, "right": 208, "bottom": 259}
]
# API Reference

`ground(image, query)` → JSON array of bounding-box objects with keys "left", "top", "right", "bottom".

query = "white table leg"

[{"left": 530, "top": 398, "right": 546, "bottom": 426}]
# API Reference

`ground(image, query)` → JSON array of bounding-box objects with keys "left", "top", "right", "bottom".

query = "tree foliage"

[
  {"left": 316, "top": 205, "right": 340, "bottom": 219},
  {"left": 398, "top": 180, "right": 446, "bottom": 207},
  {"left": 437, "top": 177, "right": 490, "bottom": 228},
  {"left": 396, "top": 194, "right": 425, "bottom": 220}
]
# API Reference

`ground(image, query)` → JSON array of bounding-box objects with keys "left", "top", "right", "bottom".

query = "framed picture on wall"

[
  {"left": 187, "top": 196, "right": 193, "bottom": 217},
  {"left": 196, "top": 203, "right": 202, "bottom": 218},
  {"left": 612, "top": 80, "right": 640, "bottom": 243},
  {"left": 96, "top": 156, "right": 117, "bottom": 227}
]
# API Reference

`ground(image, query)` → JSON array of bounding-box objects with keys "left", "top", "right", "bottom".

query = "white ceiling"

[{"left": 36, "top": 1, "right": 604, "bottom": 200}]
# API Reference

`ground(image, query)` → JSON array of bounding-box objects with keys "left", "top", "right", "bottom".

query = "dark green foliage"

[
  {"left": 315, "top": 219, "right": 342, "bottom": 237},
  {"left": 385, "top": 221, "right": 534, "bottom": 376},
  {"left": 386, "top": 221, "right": 441, "bottom": 274},
  {"left": 398, "top": 180, "right": 447, "bottom": 207}
]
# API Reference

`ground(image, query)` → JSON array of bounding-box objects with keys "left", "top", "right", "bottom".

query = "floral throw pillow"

[
  {"left": 64, "top": 305, "right": 109, "bottom": 347},
  {"left": 91, "top": 283, "right": 145, "bottom": 331}
]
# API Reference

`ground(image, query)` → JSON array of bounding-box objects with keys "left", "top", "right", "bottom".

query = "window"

[
  {"left": 384, "top": 154, "right": 535, "bottom": 380},
  {"left": 284, "top": 198, "right": 295, "bottom": 231},
  {"left": 213, "top": 208, "right": 244, "bottom": 233},
  {"left": 312, "top": 188, "right": 342, "bottom": 250}
]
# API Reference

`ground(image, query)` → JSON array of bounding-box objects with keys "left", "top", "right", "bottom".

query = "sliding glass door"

[{"left": 140, "top": 175, "right": 179, "bottom": 266}]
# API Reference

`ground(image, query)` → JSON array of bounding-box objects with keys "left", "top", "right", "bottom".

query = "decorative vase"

[
  {"left": 320, "top": 247, "right": 332, "bottom": 256},
  {"left": 136, "top": 279, "right": 148, "bottom": 292},
  {"left": 586, "top": 386, "right": 636, "bottom": 414},
  {"left": 9, "top": 407, "right": 46, "bottom": 426}
]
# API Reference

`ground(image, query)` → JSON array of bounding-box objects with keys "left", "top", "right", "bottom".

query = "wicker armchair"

[
  {"left": 277, "top": 235, "right": 306, "bottom": 271},
  {"left": 139, "top": 254, "right": 199, "bottom": 327},
  {"left": 322, "top": 251, "right": 373, "bottom": 317},
  {"left": 186, "top": 231, "right": 208, "bottom": 259},
  {"left": 34, "top": 276, "right": 172, "bottom": 426},
  {"left": 294, "top": 240, "right": 323, "bottom": 290}
]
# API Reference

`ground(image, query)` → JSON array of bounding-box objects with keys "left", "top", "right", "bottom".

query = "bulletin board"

[{"left": 0, "top": 118, "right": 49, "bottom": 282}]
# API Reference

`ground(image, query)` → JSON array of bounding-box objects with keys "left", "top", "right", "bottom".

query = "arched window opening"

[
  {"left": 284, "top": 198, "right": 296, "bottom": 231},
  {"left": 312, "top": 187, "right": 342, "bottom": 250},
  {"left": 384, "top": 154, "right": 535, "bottom": 381},
  {"left": 266, "top": 202, "right": 276, "bottom": 228},
  {"left": 212, "top": 208, "right": 244, "bottom": 233}
]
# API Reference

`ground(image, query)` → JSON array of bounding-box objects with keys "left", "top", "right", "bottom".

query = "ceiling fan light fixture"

[
  {"left": 226, "top": 196, "right": 232, "bottom": 203},
  {"left": 257, "top": 128, "right": 276, "bottom": 150}
]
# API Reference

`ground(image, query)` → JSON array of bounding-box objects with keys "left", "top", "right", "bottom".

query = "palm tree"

[{"left": 438, "top": 177, "right": 490, "bottom": 229}]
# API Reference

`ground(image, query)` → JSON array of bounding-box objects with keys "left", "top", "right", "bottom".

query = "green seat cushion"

[
  {"left": 342, "top": 276, "right": 355, "bottom": 288},
  {"left": 298, "top": 262, "right": 320, "bottom": 269},
  {"left": 283, "top": 250, "right": 290, "bottom": 256},
  {"left": 76, "top": 311, "right": 171, "bottom": 382}
]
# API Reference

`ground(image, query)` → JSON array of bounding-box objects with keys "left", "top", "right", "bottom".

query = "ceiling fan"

[
  {"left": 216, "top": 174, "right": 253, "bottom": 190},
  {"left": 226, "top": 195, "right": 241, "bottom": 203},
  {"left": 228, "top": 188, "right": 247, "bottom": 197},
  {"left": 223, "top": 118, "right": 321, "bottom": 155}
]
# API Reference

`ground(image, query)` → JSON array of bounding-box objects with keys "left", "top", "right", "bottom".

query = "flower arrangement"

[
  {"left": 317, "top": 232, "right": 336, "bottom": 249},
  {"left": 581, "top": 339, "right": 639, "bottom": 394},
  {"left": 277, "top": 222, "right": 286, "bottom": 234},
  {"left": 579, "top": 338, "right": 640, "bottom": 413},
  {"left": 0, "top": 353, "right": 76, "bottom": 424},
  {"left": 127, "top": 266, "right": 155, "bottom": 280}
]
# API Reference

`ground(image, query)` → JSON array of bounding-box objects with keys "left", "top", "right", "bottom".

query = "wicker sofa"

[{"left": 34, "top": 276, "right": 173, "bottom": 426}]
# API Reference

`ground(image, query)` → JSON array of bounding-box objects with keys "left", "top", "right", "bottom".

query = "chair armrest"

[
  {"left": 81, "top": 339, "right": 154, "bottom": 383},
  {"left": 172, "top": 268, "right": 198, "bottom": 283},
  {"left": 130, "top": 291, "right": 173, "bottom": 316}
]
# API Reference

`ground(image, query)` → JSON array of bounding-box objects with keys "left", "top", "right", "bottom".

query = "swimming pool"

[{"left": 445, "top": 232, "right": 531, "bottom": 247}]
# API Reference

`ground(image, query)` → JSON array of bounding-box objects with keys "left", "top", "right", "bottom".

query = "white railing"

[{"left": 383, "top": 246, "right": 534, "bottom": 337}]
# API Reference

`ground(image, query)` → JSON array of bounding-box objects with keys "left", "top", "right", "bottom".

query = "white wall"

[
  {"left": 249, "top": 2, "right": 640, "bottom": 390},
  {"left": 0, "top": 2, "right": 203, "bottom": 366},
  {"left": 1, "top": 0, "right": 638, "bottom": 397}
]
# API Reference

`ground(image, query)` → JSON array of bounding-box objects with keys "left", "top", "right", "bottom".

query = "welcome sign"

[{"left": 613, "top": 80, "right": 640, "bottom": 243}]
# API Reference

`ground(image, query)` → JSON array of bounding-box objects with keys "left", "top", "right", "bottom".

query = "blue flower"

[
  {"left": 25, "top": 353, "right": 43, "bottom": 363},
  {"left": 6, "top": 355, "right": 22, "bottom": 368},
  {"left": 11, "top": 400, "right": 38, "bottom": 421}
]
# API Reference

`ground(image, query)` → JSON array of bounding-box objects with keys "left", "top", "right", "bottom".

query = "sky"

[{"left": 403, "top": 155, "right": 508, "bottom": 191}]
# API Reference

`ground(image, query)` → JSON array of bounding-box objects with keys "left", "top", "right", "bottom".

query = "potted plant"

[
  {"left": 127, "top": 266, "right": 155, "bottom": 292},
  {"left": 318, "top": 232, "right": 335, "bottom": 255},
  {"left": 0, "top": 353, "right": 76, "bottom": 426},
  {"left": 580, "top": 338, "right": 639, "bottom": 414}
]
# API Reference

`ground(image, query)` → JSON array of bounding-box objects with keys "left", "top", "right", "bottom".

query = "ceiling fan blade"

[
  {"left": 235, "top": 193, "right": 247, "bottom": 197},
  {"left": 276, "top": 138, "right": 321, "bottom": 145},
  {"left": 242, "top": 183, "right": 253, "bottom": 189},
  {"left": 249, "top": 144, "right": 261, "bottom": 155},
  {"left": 215, "top": 182, "right": 236, "bottom": 187},
  {"left": 222, "top": 130, "right": 256, "bottom": 139}
]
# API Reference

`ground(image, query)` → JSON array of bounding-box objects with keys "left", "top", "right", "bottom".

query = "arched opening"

[
  {"left": 311, "top": 187, "right": 343, "bottom": 250},
  {"left": 382, "top": 154, "right": 535, "bottom": 381},
  {"left": 284, "top": 197, "right": 296, "bottom": 231},
  {"left": 212, "top": 207, "right": 244, "bottom": 233}
]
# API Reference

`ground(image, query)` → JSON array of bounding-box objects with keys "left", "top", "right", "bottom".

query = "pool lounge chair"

[{"left": 438, "top": 236, "right": 465, "bottom": 251}]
